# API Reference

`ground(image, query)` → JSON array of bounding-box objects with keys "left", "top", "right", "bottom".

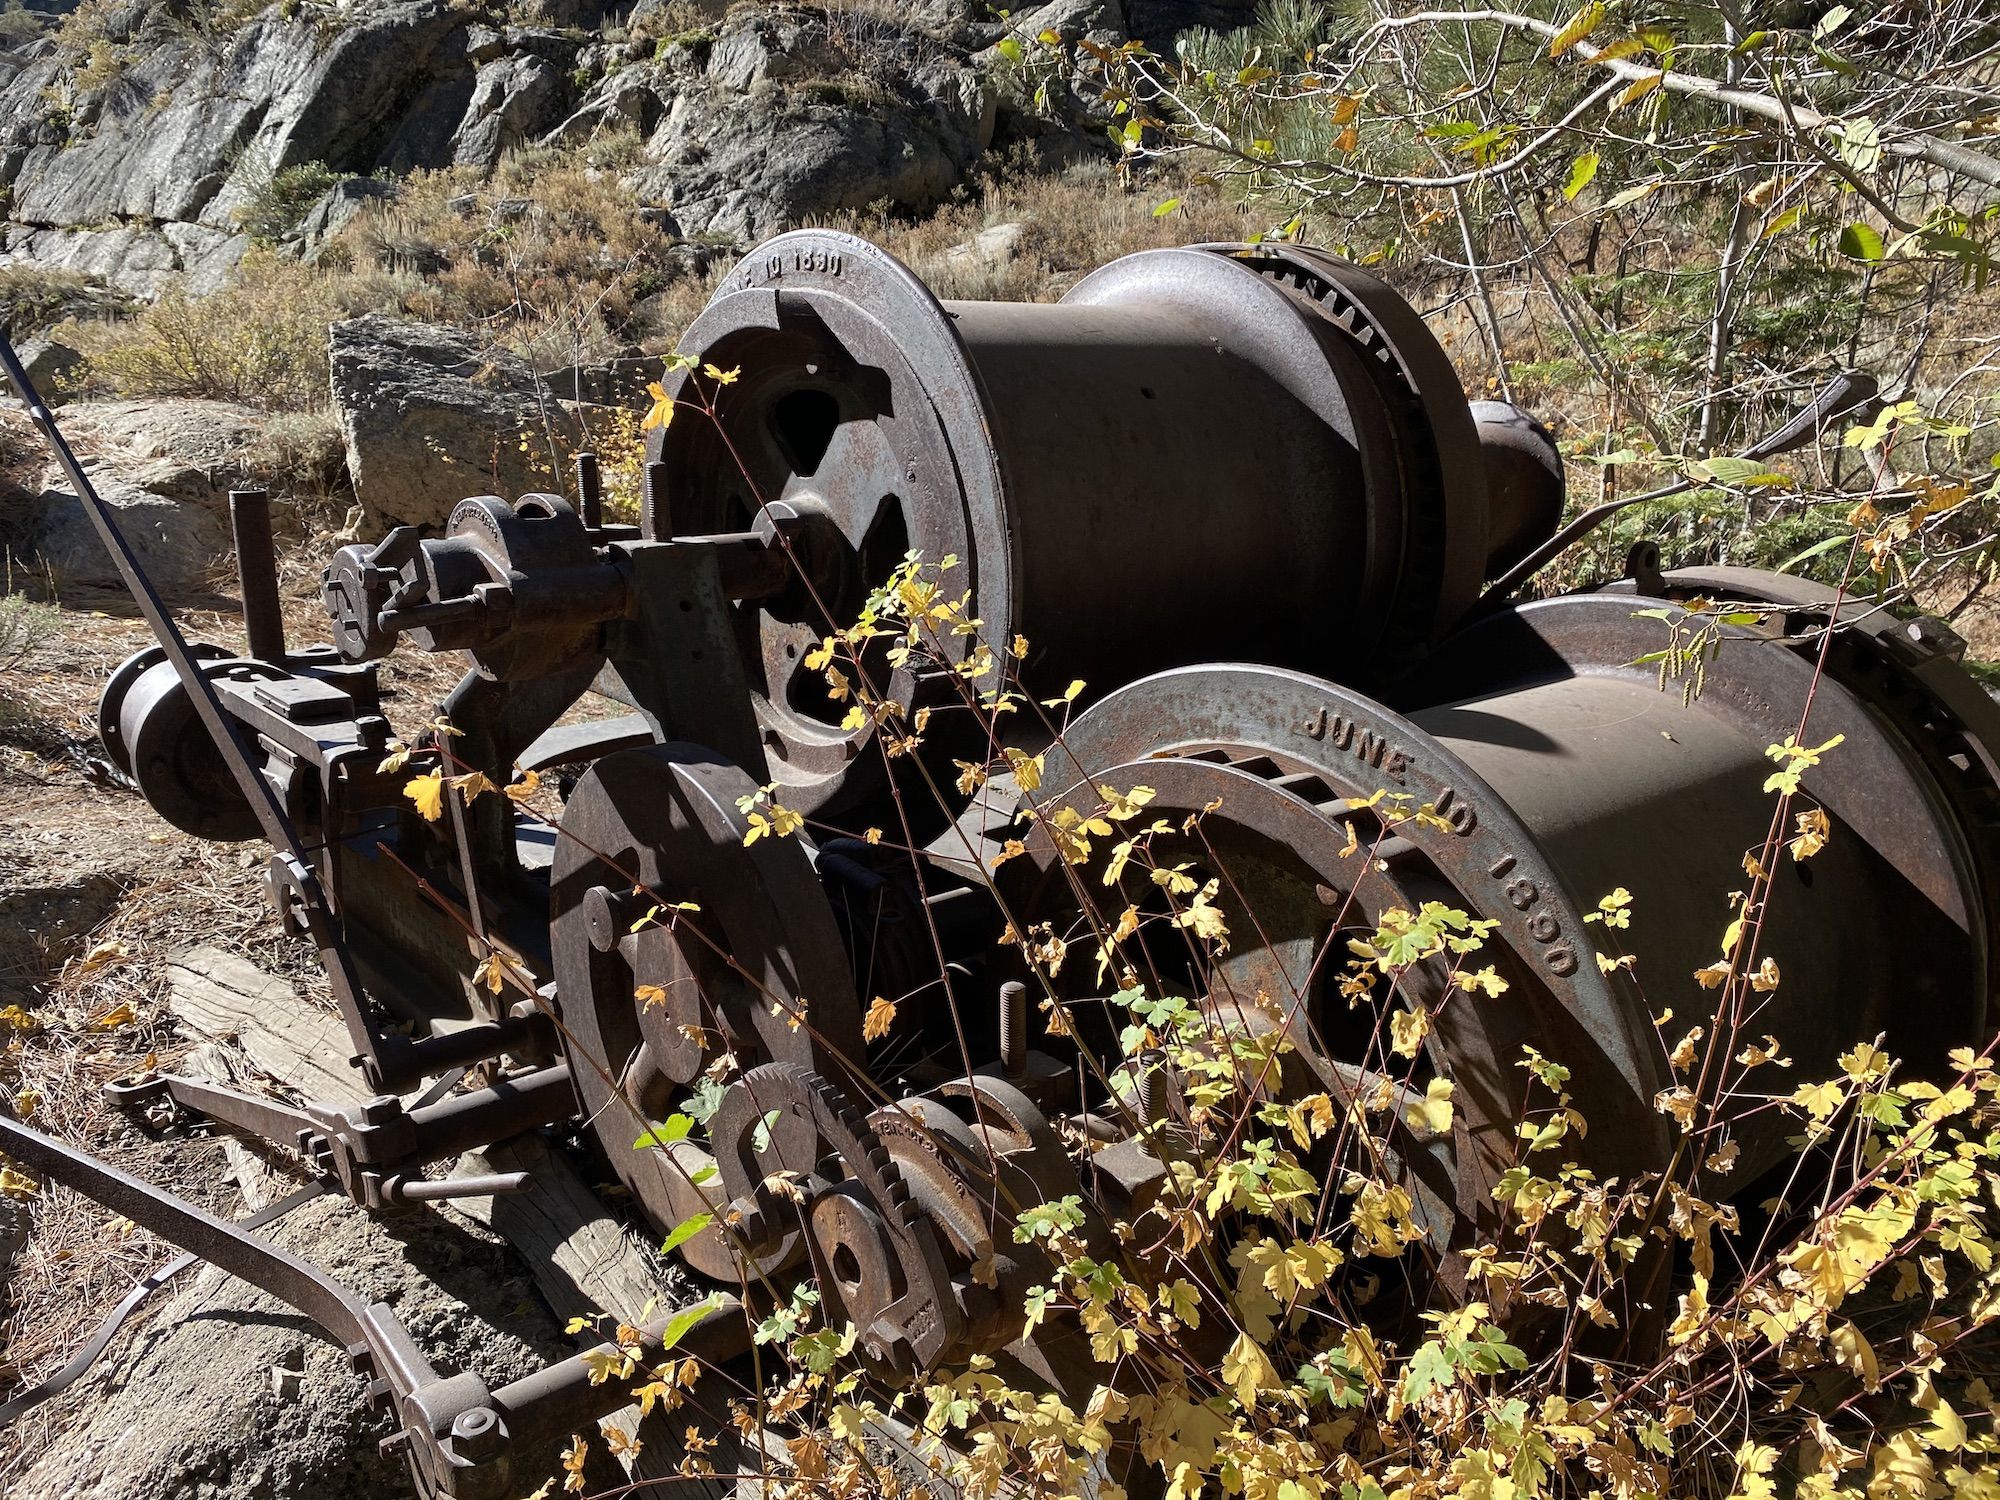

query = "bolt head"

[{"left": 449, "top": 1405, "right": 506, "bottom": 1463}]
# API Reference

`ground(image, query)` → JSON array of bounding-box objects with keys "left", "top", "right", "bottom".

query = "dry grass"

[
  {"left": 63, "top": 141, "right": 1266, "bottom": 428},
  {"left": 818, "top": 156, "right": 1268, "bottom": 301},
  {"left": 0, "top": 607, "right": 284, "bottom": 1456},
  {"left": 61, "top": 253, "right": 366, "bottom": 411}
]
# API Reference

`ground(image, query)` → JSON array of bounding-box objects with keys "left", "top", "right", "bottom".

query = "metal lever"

[
  {"left": 1474, "top": 369, "right": 1884, "bottom": 613},
  {"left": 0, "top": 328, "right": 393, "bottom": 1086}
]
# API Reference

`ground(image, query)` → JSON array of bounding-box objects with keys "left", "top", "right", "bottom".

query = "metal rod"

[
  {"left": 1472, "top": 369, "right": 1881, "bottom": 614},
  {"left": 490, "top": 1294, "right": 750, "bottom": 1454},
  {"left": 388, "top": 1171, "right": 533, "bottom": 1203},
  {"left": 229, "top": 488, "right": 286, "bottom": 664},
  {"left": 574, "top": 450, "right": 603, "bottom": 530},
  {"left": 999, "top": 980, "right": 1027, "bottom": 1080},
  {"left": 0, "top": 1115, "right": 397, "bottom": 1369},
  {"left": 642, "top": 459, "right": 671, "bottom": 534},
  {"left": 404, "top": 1063, "right": 576, "bottom": 1161}
]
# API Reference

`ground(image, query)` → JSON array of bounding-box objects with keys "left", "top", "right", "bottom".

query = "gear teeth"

[
  {"left": 1268, "top": 771, "right": 1335, "bottom": 801},
  {"left": 734, "top": 1061, "right": 927, "bottom": 1234}
]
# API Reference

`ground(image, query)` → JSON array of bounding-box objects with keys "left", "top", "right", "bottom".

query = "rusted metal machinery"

[{"left": 2, "top": 229, "right": 1996, "bottom": 1498}]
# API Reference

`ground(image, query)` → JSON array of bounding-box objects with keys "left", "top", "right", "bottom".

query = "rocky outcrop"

[
  {"left": 0, "top": 0, "right": 596, "bottom": 295},
  {"left": 3, "top": 399, "right": 267, "bottom": 598},
  {"left": 329, "top": 315, "right": 583, "bottom": 533},
  {"left": 0, "top": 1, "right": 1008, "bottom": 295},
  {"left": 0, "top": 0, "right": 1268, "bottom": 302},
  {"left": 565, "top": 7, "right": 997, "bottom": 240},
  {"left": 455, "top": 51, "right": 566, "bottom": 171}
]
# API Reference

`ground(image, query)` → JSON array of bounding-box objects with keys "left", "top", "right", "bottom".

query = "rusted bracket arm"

[
  {"left": 107, "top": 1065, "right": 578, "bottom": 1208},
  {"left": 0, "top": 1114, "right": 755, "bottom": 1499},
  {"left": 0, "top": 1113, "right": 422, "bottom": 1384}
]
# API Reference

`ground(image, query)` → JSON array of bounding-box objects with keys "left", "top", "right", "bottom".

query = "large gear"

[{"left": 550, "top": 745, "right": 865, "bottom": 1278}]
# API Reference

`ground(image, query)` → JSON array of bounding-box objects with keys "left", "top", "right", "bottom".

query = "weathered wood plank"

[
  {"left": 164, "top": 946, "right": 362, "bottom": 1102},
  {"left": 449, "top": 1135, "right": 727, "bottom": 1494},
  {"left": 178, "top": 1042, "right": 285, "bottom": 1211},
  {"left": 449, "top": 1133, "right": 678, "bottom": 1327}
]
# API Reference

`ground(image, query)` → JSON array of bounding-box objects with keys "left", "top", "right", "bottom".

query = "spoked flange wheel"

[
  {"left": 1005, "top": 663, "right": 1673, "bottom": 1308},
  {"left": 551, "top": 743, "right": 866, "bottom": 1279}
]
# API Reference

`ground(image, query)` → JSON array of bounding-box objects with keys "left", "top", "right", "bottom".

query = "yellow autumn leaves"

[{"left": 640, "top": 357, "right": 740, "bottom": 433}]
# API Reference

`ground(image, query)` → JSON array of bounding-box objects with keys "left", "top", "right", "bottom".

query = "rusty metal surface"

[{"left": 7, "top": 240, "right": 2000, "bottom": 1499}]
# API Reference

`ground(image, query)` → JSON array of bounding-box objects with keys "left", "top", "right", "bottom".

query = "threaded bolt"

[
  {"left": 999, "top": 981, "right": 1027, "bottom": 1079},
  {"left": 1137, "top": 1050, "right": 1167, "bottom": 1132}
]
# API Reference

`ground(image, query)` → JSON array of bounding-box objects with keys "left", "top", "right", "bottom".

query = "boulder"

[
  {"left": 159, "top": 222, "right": 250, "bottom": 295},
  {"left": 0, "top": 1, "right": 583, "bottom": 283},
  {"left": 536, "top": 350, "right": 658, "bottom": 408},
  {"left": 15, "top": 334, "right": 83, "bottom": 402},
  {"left": 545, "top": 63, "right": 670, "bottom": 143},
  {"left": 620, "top": 7, "right": 995, "bottom": 240},
  {"left": 453, "top": 52, "right": 566, "bottom": 171},
  {"left": 7, "top": 399, "right": 266, "bottom": 598},
  {"left": 0, "top": 223, "right": 180, "bottom": 298},
  {"left": 998, "top": 0, "right": 1126, "bottom": 43},
  {"left": 329, "top": 315, "right": 583, "bottom": 533},
  {"left": 24, "top": 474, "right": 231, "bottom": 599},
  {"left": 940, "top": 220, "right": 1028, "bottom": 274},
  {"left": 1, "top": 3, "right": 473, "bottom": 233},
  {"left": 293, "top": 176, "right": 400, "bottom": 253}
]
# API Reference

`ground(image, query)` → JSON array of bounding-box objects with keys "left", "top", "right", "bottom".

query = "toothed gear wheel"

[
  {"left": 1196, "top": 242, "right": 1491, "bottom": 660},
  {"left": 712, "top": 1062, "right": 962, "bottom": 1378}
]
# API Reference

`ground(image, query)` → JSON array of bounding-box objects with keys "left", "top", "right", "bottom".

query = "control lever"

[{"left": 1475, "top": 369, "right": 1883, "bottom": 612}]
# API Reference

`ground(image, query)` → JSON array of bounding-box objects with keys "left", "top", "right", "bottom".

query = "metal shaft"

[
  {"left": 998, "top": 980, "right": 1027, "bottom": 1080},
  {"left": 229, "top": 489, "right": 287, "bottom": 664},
  {"left": 490, "top": 1294, "right": 750, "bottom": 1454},
  {"left": 574, "top": 450, "right": 603, "bottom": 530},
  {"left": 403, "top": 1064, "right": 577, "bottom": 1161}
]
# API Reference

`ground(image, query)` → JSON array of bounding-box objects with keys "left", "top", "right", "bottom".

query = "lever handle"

[{"left": 1743, "top": 369, "right": 1881, "bottom": 461}]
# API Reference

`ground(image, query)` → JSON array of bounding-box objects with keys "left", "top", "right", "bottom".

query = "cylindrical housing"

[
  {"left": 645, "top": 231, "right": 1496, "bottom": 813},
  {"left": 1394, "top": 595, "right": 1989, "bottom": 1176},
  {"left": 934, "top": 299, "right": 1359, "bottom": 687}
]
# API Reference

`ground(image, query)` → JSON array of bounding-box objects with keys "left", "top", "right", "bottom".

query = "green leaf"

[
  {"left": 657, "top": 1294, "right": 724, "bottom": 1354},
  {"left": 1152, "top": 196, "right": 1181, "bottom": 218},
  {"left": 1599, "top": 179, "right": 1660, "bottom": 214},
  {"left": 751, "top": 1107, "right": 784, "bottom": 1154},
  {"left": 1778, "top": 533, "right": 1853, "bottom": 573},
  {"left": 633, "top": 1114, "right": 694, "bottom": 1152},
  {"left": 1548, "top": 1, "right": 1606, "bottom": 57},
  {"left": 1761, "top": 204, "right": 1804, "bottom": 240},
  {"left": 1839, "top": 222, "right": 1884, "bottom": 262},
  {"left": 660, "top": 1211, "right": 713, "bottom": 1255},
  {"left": 1401, "top": 1339, "right": 1457, "bottom": 1402},
  {"left": 1562, "top": 151, "right": 1600, "bottom": 201},
  {"left": 994, "top": 35, "right": 1023, "bottom": 63},
  {"left": 1814, "top": 3, "right": 1852, "bottom": 39},
  {"left": 1686, "top": 455, "right": 1794, "bottom": 488},
  {"left": 1838, "top": 117, "right": 1882, "bottom": 174}
]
